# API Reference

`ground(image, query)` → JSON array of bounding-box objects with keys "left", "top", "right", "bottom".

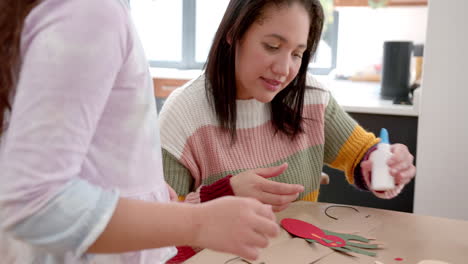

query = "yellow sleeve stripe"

[
  {"left": 300, "top": 189, "right": 320, "bottom": 202},
  {"left": 329, "top": 125, "right": 380, "bottom": 184}
]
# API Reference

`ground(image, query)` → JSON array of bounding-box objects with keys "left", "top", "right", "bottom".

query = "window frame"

[{"left": 135, "top": 0, "right": 338, "bottom": 74}]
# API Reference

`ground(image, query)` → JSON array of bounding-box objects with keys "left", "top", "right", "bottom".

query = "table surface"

[{"left": 185, "top": 201, "right": 468, "bottom": 264}]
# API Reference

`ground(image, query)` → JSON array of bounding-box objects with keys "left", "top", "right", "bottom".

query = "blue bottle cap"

[{"left": 379, "top": 128, "right": 390, "bottom": 144}]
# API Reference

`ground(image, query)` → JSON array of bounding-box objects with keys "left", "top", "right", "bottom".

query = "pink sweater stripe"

[{"left": 180, "top": 104, "right": 326, "bottom": 179}]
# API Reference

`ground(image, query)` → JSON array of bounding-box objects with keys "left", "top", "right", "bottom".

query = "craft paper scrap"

[{"left": 281, "top": 218, "right": 381, "bottom": 257}]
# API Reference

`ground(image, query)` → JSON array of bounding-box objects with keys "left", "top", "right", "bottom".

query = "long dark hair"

[
  {"left": 0, "top": 0, "right": 40, "bottom": 137},
  {"left": 205, "top": 0, "right": 324, "bottom": 139}
]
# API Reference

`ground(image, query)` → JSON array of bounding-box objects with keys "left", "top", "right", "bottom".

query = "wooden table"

[{"left": 185, "top": 201, "right": 468, "bottom": 264}]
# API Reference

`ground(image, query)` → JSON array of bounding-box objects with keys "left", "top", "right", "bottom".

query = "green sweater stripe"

[
  {"left": 323, "top": 96, "right": 357, "bottom": 165},
  {"left": 165, "top": 145, "right": 325, "bottom": 200},
  {"left": 163, "top": 148, "right": 193, "bottom": 196}
]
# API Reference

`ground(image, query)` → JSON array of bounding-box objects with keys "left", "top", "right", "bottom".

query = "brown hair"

[
  {"left": 205, "top": 0, "right": 324, "bottom": 139},
  {"left": 0, "top": 0, "right": 40, "bottom": 137}
]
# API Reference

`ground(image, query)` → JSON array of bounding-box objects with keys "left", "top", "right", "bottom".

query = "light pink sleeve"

[{"left": 0, "top": 0, "right": 126, "bottom": 231}]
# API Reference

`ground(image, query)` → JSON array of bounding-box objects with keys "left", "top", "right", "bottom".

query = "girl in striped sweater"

[
  {"left": 160, "top": 0, "right": 416, "bottom": 212},
  {"left": 161, "top": 1, "right": 416, "bottom": 261}
]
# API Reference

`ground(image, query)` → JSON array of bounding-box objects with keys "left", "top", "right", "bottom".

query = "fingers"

[
  {"left": 255, "top": 204, "right": 276, "bottom": 221},
  {"left": 387, "top": 144, "right": 416, "bottom": 185},
  {"left": 360, "top": 160, "right": 372, "bottom": 171},
  {"left": 195, "top": 197, "right": 279, "bottom": 261},
  {"left": 244, "top": 230, "right": 269, "bottom": 249},
  {"left": 236, "top": 203, "right": 279, "bottom": 261},
  {"left": 388, "top": 144, "right": 413, "bottom": 166},
  {"left": 243, "top": 200, "right": 279, "bottom": 237},
  {"left": 260, "top": 179, "right": 304, "bottom": 195},
  {"left": 166, "top": 183, "right": 178, "bottom": 202},
  {"left": 272, "top": 203, "right": 291, "bottom": 212},
  {"left": 237, "top": 245, "right": 260, "bottom": 261},
  {"left": 391, "top": 164, "right": 416, "bottom": 185},
  {"left": 360, "top": 160, "right": 373, "bottom": 189},
  {"left": 252, "top": 215, "right": 280, "bottom": 238},
  {"left": 255, "top": 163, "right": 288, "bottom": 179},
  {"left": 373, "top": 183, "right": 405, "bottom": 199},
  {"left": 258, "top": 191, "right": 299, "bottom": 207}
]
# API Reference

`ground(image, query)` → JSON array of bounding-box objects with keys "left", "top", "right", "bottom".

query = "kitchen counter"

[
  {"left": 151, "top": 68, "right": 420, "bottom": 117},
  {"left": 317, "top": 77, "right": 420, "bottom": 117}
]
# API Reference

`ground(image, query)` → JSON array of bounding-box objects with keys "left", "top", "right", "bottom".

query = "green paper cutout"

[
  {"left": 346, "top": 241, "right": 379, "bottom": 249},
  {"left": 328, "top": 245, "right": 353, "bottom": 254},
  {"left": 323, "top": 229, "right": 370, "bottom": 243},
  {"left": 342, "top": 245, "right": 377, "bottom": 257},
  {"left": 308, "top": 239, "right": 377, "bottom": 257}
]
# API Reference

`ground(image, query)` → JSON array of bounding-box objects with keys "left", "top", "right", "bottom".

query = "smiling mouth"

[
  {"left": 260, "top": 77, "right": 283, "bottom": 92},
  {"left": 261, "top": 77, "right": 282, "bottom": 86}
]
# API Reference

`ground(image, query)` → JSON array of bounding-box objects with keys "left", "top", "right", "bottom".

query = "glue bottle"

[{"left": 370, "top": 128, "right": 395, "bottom": 191}]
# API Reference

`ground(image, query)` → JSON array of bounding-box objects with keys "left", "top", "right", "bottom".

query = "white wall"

[
  {"left": 336, "top": 6, "right": 428, "bottom": 75},
  {"left": 414, "top": 0, "right": 468, "bottom": 220}
]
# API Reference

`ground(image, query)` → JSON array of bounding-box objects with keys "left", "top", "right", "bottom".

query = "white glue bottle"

[{"left": 370, "top": 128, "right": 395, "bottom": 191}]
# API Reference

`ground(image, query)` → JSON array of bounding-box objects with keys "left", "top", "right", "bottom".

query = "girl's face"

[{"left": 234, "top": 2, "right": 310, "bottom": 102}]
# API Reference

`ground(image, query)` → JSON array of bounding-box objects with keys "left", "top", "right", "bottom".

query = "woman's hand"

[
  {"left": 230, "top": 163, "right": 304, "bottom": 212},
  {"left": 166, "top": 183, "right": 179, "bottom": 202},
  {"left": 192, "top": 196, "right": 279, "bottom": 261},
  {"left": 361, "top": 143, "right": 416, "bottom": 199}
]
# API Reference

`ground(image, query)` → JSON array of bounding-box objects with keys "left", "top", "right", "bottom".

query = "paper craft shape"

[
  {"left": 281, "top": 218, "right": 346, "bottom": 247},
  {"left": 281, "top": 218, "right": 381, "bottom": 257}
]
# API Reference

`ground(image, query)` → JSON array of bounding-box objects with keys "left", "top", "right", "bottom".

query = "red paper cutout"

[
  {"left": 395, "top": 257, "right": 404, "bottom": 261},
  {"left": 281, "top": 218, "right": 346, "bottom": 248}
]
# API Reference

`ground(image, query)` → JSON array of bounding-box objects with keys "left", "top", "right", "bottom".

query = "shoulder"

[
  {"left": 24, "top": 0, "right": 129, "bottom": 44},
  {"left": 304, "top": 73, "right": 331, "bottom": 106},
  {"left": 159, "top": 74, "right": 217, "bottom": 154},
  {"left": 159, "top": 74, "right": 211, "bottom": 121},
  {"left": 28, "top": 0, "right": 128, "bottom": 24}
]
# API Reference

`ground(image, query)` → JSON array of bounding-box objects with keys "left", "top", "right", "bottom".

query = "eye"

[
  {"left": 263, "top": 43, "right": 279, "bottom": 51},
  {"left": 293, "top": 52, "right": 303, "bottom": 59}
]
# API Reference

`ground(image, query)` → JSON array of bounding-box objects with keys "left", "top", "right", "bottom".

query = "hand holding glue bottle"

[{"left": 360, "top": 128, "right": 416, "bottom": 199}]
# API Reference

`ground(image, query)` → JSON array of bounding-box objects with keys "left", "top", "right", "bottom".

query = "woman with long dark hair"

[
  {"left": 0, "top": 0, "right": 280, "bottom": 263},
  {"left": 160, "top": 0, "right": 415, "bottom": 210}
]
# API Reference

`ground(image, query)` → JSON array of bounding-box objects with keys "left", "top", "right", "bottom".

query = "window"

[
  {"left": 195, "top": 0, "right": 230, "bottom": 63},
  {"left": 131, "top": 0, "right": 338, "bottom": 74},
  {"left": 131, "top": 0, "right": 183, "bottom": 64}
]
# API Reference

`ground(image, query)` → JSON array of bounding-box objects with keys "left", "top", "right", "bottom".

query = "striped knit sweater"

[{"left": 159, "top": 73, "right": 379, "bottom": 202}]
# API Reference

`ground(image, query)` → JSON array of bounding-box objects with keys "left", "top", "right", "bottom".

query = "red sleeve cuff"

[{"left": 199, "top": 175, "right": 235, "bottom": 202}]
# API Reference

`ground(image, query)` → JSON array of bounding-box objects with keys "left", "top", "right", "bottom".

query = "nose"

[{"left": 271, "top": 53, "right": 290, "bottom": 77}]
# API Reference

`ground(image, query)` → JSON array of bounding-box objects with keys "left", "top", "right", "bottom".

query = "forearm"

[
  {"left": 88, "top": 198, "right": 199, "bottom": 253},
  {"left": 2, "top": 178, "right": 199, "bottom": 256}
]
